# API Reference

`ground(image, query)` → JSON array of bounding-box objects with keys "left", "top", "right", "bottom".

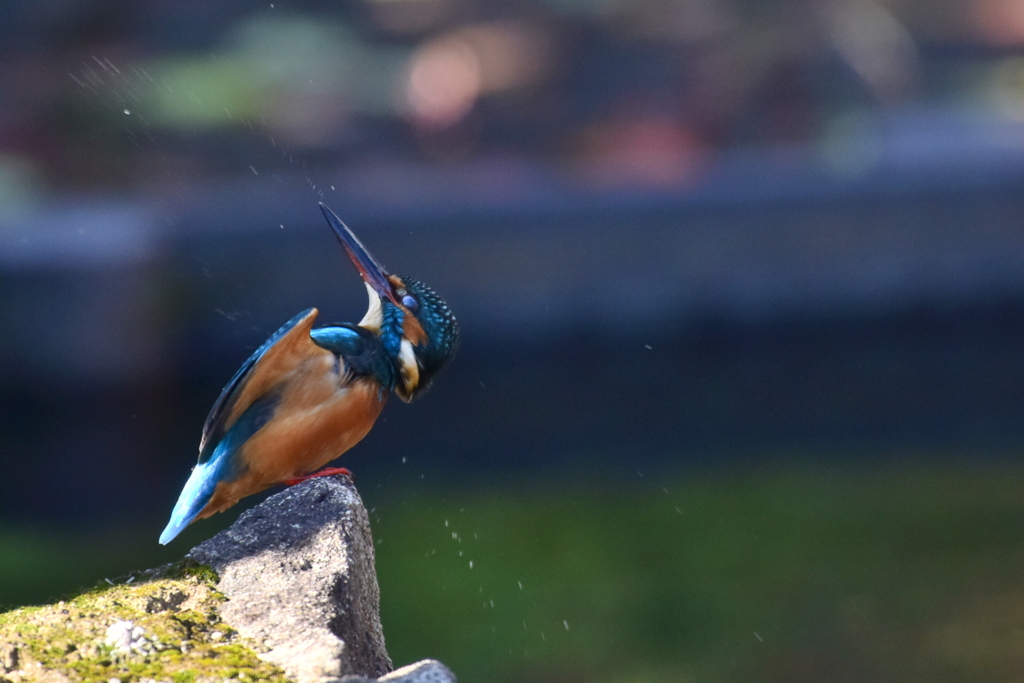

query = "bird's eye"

[{"left": 402, "top": 294, "right": 419, "bottom": 311}]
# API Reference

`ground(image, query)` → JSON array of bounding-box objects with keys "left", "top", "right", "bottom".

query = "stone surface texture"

[
  {"left": 337, "top": 659, "right": 457, "bottom": 683},
  {"left": 0, "top": 474, "right": 454, "bottom": 683},
  {"left": 188, "top": 475, "right": 393, "bottom": 683},
  {"left": 379, "top": 659, "right": 458, "bottom": 682}
]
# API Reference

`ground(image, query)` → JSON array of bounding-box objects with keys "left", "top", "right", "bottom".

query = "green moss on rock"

[{"left": 0, "top": 562, "right": 287, "bottom": 683}]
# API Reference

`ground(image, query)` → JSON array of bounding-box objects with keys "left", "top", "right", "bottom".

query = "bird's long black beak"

[{"left": 320, "top": 203, "right": 399, "bottom": 305}]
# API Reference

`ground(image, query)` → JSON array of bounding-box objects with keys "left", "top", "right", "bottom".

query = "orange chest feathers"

[{"left": 239, "top": 351, "right": 388, "bottom": 482}]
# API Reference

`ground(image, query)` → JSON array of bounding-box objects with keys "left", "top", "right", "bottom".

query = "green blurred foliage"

[
  {"left": 371, "top": 461, "right": 1024, "bottom": 682},
  {"left": 5, "top": 461, "right": 1024, "bottom": 682}
]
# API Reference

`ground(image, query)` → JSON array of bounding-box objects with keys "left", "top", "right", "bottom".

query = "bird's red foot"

[{"left": 284, "top": 467, "right": 354, "bottom": 486}]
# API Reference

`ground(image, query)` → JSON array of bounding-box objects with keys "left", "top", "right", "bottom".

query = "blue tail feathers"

[
  {"left": 159, "top": 386, "right": 282, "bottom": 544},
  {"left": 159, "top": 457, "right": 226, "bottom": 545}
]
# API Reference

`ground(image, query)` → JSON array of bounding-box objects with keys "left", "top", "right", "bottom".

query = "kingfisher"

[{"left": 159, "top": 204, "right": 459, "bottom": 544}]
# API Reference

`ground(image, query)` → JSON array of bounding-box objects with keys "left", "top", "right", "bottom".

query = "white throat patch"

[{"left": 358, "top": 283, "right": 383, "bottom": 331}]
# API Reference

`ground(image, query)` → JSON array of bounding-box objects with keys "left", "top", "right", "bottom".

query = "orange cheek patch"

[
  {"left": 387, "top": 275, "right": 428, "bottom": 346},
  {"left": 402, "top": 314, "right": 427, "bottom": 346}
]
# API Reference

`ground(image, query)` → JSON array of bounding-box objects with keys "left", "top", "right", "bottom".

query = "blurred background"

[{"left": 2, "top": 0, "right": 1024, "bottom": 680}]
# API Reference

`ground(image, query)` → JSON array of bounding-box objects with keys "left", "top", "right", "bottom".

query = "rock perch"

[
  {"left": 188, "top": 474, "right": 392, "bottom": 682},
  {"left": 0, "top": 474, "right": 455, "bottom": 683}
]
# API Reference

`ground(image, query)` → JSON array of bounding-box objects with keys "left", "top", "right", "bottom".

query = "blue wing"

[
  {"left": 198, "top": 308, "right": 318, "bottom": 463},
  {"left": 160, "top": 308, "right": 319, "bottom": 545},
  {"left": 161, "top": 315, "right": 384, "bottom": 544}
]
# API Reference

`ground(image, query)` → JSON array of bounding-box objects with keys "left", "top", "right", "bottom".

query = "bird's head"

[{"left": 320, "top": 203, "right": 459, "bottom": 402}]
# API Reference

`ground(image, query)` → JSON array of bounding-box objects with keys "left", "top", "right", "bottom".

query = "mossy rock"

[{"left": 0, "top": 561, "right": 289, "bottom": 683}]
